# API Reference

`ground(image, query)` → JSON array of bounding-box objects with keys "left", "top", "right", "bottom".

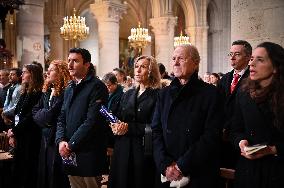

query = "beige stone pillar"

[
  {"left": 150, "top": 16, "right": 177, "bottom": 72},
  {"left": 16, "top": 0, "right": 45, "bottom": 68},
  {"left": 191, "top": 26, "right": 209, "bottom": 76},
  {"left": 231, "top": 0, "right": 284, "bottom": 47},
  {"left": 46, "top": 15, "right": 64, "bottom": 61},
  {"left": 90, "top": 1, "right": 127, "bottom": 77}
]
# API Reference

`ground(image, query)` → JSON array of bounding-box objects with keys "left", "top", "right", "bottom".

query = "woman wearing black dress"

[{"left": 230, "top": 42, "right": 284, "bottom": 188}]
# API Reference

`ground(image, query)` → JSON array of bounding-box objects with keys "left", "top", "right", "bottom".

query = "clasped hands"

[
  {"left": 110, "top": 121, "right": 128, "bottom": 136},
  {"left": 239, "top": 139, "right": 277, "bottom": 160},
  {"left": 59, "top": 141, "right": 71, "bottom": 158},
  {"left": 165, "top": 162, "right": 183, "bottom": 182}
]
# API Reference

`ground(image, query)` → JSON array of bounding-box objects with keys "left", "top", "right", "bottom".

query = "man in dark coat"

[
  {"left": 218, "top": 40, "right": 252, "bottom": 168},
  {"left": 152, "top": 45, "right": 224, "bottom": 188},
  {"left": 56, "top": 48, "right": 109, "bottom": 188}
]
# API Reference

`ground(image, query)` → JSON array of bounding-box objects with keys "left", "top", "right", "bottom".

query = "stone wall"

[{"left": 231, "top": 0, "right": 284, "bottom": 48}]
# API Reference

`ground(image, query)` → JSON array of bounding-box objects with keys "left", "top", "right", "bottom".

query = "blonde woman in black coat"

[
  {"left": 108, "top": 55, "right": 161, "bottom": 188},
  {"left": 230, "top": 42, "right": 284, "bottom": 188}
]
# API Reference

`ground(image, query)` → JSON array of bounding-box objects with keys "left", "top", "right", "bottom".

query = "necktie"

[{"left": 230, "top": 74, "right": 240, "bottom": 93}]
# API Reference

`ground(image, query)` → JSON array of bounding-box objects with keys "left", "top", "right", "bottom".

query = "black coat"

[
  {"left": 109, "top": 87, "right": 158, "bottom": 188},
  {"left": 152, "top": 73, "right": 223, "bottom": 188},
  {"left": 56, "top": 73, "right": 109, "bottom": 176},
  {"left": 218, "top": 69, "right": 249, "bottom": 168},
  {"left": 32, "top": 90, "right": 70, "bottom": 188},
  {"left": 230, "top": 91, "right": 284, "bottom": 188},
  {"left": 106, "top": 85, "right": 124, "bottom": 148},
  {"left": 12, "top": 91, "right": 42, "bottom": 188}
]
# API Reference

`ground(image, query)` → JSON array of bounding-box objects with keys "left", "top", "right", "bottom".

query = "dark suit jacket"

[
  {"left": 218, "top": 69, "right": 249, "bottom": 130},
  {"left": 152, "top": 73, "right": 224, "bottom": 188},
  {"left": 56, "top": 73, "right": 109, "bottom": 176}
]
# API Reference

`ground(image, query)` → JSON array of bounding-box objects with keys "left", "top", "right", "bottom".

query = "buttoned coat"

[
  {"left": 56, "top": 73, "right": 109, "bottom": 176},
  {"left": 109, "top": 87, "right": 158, "bottom": 188},
  {"left": 152, "top": 73, "right": 223, "bottom": 188}
]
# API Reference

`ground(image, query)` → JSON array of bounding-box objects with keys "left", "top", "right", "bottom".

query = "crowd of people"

[{"left": 0, "top": 40, "right": 283, "bottom": 188}]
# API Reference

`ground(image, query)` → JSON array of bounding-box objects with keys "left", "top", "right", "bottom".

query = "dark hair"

[
  {"left": 21, "top": 63, "right": 44, "bottom": 94},
  {"left": 0, "top": 39, "right": 6, "bottom": 48},
  {"left": 102, "top": 72, "right": 117, "bottom": 85},
  {"left": 32, "top": 61, "right": 43, "bottom": 72},
  {"left": 113, "top": 68, "right": 127, "bottom": 81},
  {"left": 210, "top": 73, "right": 220, "bottom": 80},
  {"left": 69, "top": 48, "right": 91, "bottom": 64},
  {"left": 10, "top": 68, "right": 22, "bottom": 78},
  {"left": 232, "top": 40, "right": 252, "bottom": 56},
  {"left": 242, "top": 42, "right": 284, "bottom": 130},
  {"left": 158, "top": 63, "right": 166, "bottom": 74}
]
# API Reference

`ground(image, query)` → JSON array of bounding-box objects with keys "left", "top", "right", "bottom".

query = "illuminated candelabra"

[
  {"left": 128, "top": 22, "right": 151, "bottom": 53},
  {"left": 60, "top": 8, "right": 89, "bottom": 46},
  {"left": 174, "top": 31, "right": 191, "bottom": 47}
]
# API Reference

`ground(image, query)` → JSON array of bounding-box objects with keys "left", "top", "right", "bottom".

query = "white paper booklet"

[{"left": 244, "top": 144, "right": 267, "bottom": 155}]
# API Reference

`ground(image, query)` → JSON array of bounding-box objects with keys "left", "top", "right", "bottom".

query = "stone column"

[
  {"left": 17, "top": 0, "right": 45, "bottom": 68},
  {"left": 190, "top": 26, "right": 208, "bottom": 76},
  {"left": 90, "top": 1, "right": 127, "bottom": 77},
  {"left": 231, "top": 0, "right": 284, "bottom": 47},
  {"left": 46, "top": 15, "right": 64, "bottom": 61},
  {"left": 150, "top": 16, "right": 177, "bottom": 72}
]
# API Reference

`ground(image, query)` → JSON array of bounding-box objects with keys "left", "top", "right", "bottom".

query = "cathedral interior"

[{"left": 0, "top": 0, "right": 283, "bottom": 77}]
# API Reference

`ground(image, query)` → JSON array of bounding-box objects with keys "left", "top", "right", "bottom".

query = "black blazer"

[
  {"left": 152, "top": 73, "right": 224, "bottom": 188},
  {"left": 218, "top": 69, "right": 249, "bottom": 129}
]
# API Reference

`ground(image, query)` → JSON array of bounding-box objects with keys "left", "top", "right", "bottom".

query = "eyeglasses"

[{"left": 227, "top": 52, "right": 242, "bottom": 57}]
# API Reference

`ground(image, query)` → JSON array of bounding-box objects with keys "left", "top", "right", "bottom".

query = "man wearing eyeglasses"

[{"left": 218, "top": 40, "right": 252, "bottom": 170}]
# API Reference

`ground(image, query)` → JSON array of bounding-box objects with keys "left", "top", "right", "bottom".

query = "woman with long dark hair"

[
  {"left": 7, "top": 63, "right": 44, "bottom": 188},
  {"left": 230, "top": 42, "right": 284, "bottom": 188}
]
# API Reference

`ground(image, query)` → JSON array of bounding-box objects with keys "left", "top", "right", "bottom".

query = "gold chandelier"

[
  {"left": 174, "top": 31, "right": 191, "bottom": 47},
  {"left": 60, "top": 8, "right": 89, "bottom": 46},
  {"left": 128, "top": 22, "right": 151, "bottom": 52}
]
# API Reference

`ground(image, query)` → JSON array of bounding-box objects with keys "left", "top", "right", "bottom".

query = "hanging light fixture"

[
  {"left": 128, "top": 22, "right": 151, "bottom": 54},
  {"left": 60, "top": 8, "right": 89, "bottom": 47},
  {"left": 174, "top": 31, "right": 191, "bottom": 47}
]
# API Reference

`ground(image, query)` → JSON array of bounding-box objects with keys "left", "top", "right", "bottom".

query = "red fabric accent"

[{"left": 230, "top": 74, "right": 240, "bottom": 93}]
